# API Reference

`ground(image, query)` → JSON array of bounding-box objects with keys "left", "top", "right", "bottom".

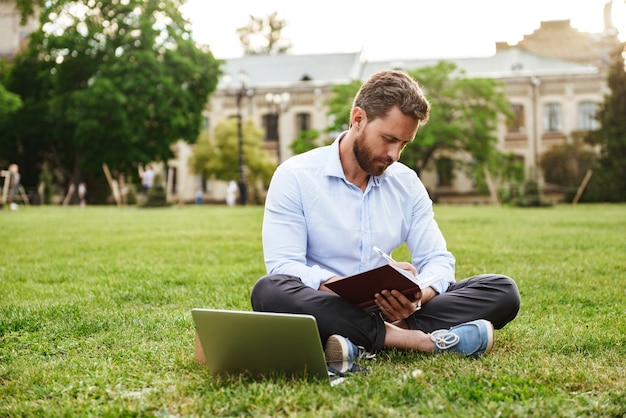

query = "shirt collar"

[{"left": 324, "top": 131, "right": 392, "bottom": 187}]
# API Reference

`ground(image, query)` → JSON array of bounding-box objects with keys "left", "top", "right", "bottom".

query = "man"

[
  {"left": 8, "top": 164, "right": 20, "bottom": 210},
  {"left": 140, "top": 164, "right": 154, "bottom": 193},
  {"left": 251, "top": 70, "right": 520, "bottom": 371}
]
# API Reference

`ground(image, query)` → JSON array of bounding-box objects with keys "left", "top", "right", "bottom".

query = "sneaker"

[
  {"left": 430, "top": 319, "right": 494, "bottom": 357},
  {"left": 324, "top": 334, "right": 371, "bottom": 374}
]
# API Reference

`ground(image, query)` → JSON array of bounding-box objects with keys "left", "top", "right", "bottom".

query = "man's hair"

[{"left": 353, "top": 70, "right": 430, "bottom": 125}]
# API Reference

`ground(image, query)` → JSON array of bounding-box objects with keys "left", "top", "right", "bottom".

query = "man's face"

[{"left": 352, "top": 106, "right": 420, "bottom": 176}]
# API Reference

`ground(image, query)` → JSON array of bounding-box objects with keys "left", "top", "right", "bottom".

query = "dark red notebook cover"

[{"left": 325, "top": 264, "right": 420, "bottom": 310}]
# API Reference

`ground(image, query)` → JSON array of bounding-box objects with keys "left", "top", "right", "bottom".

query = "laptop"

[{"left": 191, "top": 308, "right": 334, "bottom": 383}]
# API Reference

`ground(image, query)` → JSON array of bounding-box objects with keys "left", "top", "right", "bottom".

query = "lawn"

[{"left": 1, "top": 204, "right": 625, "bottom": 417}]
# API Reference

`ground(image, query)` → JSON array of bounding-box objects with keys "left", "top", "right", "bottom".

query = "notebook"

[
  {"left": 191, "top": 308, "right": 332, "bottom": 382},
  {"left": 325, "top": 264, "right": 420, "bottom": 311}
]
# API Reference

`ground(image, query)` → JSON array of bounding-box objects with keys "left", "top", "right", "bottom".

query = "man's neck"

[{"left": 338, "top": 131, "right": 369, "bottom": 191}]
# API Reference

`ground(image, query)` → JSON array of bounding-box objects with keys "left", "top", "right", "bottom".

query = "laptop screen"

[{"left": 192, "top": 309, "right": 330, "bottom": 382}]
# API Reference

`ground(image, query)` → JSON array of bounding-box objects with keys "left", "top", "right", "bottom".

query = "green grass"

[{"left": 1, "top": 204, "right": 625, "bottom": 417}]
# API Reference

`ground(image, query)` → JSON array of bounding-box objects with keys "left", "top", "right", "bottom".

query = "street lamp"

[
  {"left": 232, "top": 70, "right": 253, "bottom": 205},
  {"left": 530, "top": 76, "right": 541, "bottom": 182},
  {"left": 265, "top": 92, "right": 291, "bottom": 163}
]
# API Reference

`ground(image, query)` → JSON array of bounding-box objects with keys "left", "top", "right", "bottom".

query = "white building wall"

[
  {"left": 0, "top": 0, "right": 39, "bottom": 58},
  {"left": 168, "top": 69, "right": 607, "bottom": 203}
]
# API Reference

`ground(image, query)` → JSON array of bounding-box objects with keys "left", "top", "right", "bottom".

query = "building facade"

[
  {"left": 171, "top": 14, "right": 620, "bottom": 203},
  {"left": 1, "top": 0, "right": 621, "bottom": 203}
]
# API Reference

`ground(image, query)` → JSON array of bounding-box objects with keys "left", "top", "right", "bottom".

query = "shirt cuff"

[{"left": 429, "top": 278, "right": 451, "bottom": 295}]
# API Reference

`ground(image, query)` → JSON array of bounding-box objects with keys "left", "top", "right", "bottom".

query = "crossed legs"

[{"left": 250, "top": 273, "right": 520, "bottom": 352}]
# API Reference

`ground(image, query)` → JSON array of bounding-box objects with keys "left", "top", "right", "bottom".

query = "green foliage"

[
  {"left": 0, "top": 60, "right": 22, "bottom": 124},
  {"left": 38, "top": 161, "right": 54, "bottom": 204},
  {"left": 514, "top": 179, "right": 553, "bottom": 207},
  {"left": 586, "top": 43, "right": 626, "bottom": 201},
  {"left": 492, "top": 154, "right": 526, "bottom": 203},
  {"left": 236, "top": 11, "right": 291, "bottom": 55},
  {"left": 540, "top": 142, "right": 596, "bottom": 202},
  {"left": 125, "top": 182, "right": 138, "bottom": 206},
  {"left": 1, "top": 204, "right": 626, "bottom": 416},
  {"left": 0, "top": 83, "right": 21, "bottom": 124},
  {"left": 187, "top": 130, "right": 220, "bottom": 178},
  {"left": 2, "top": 0, "right": 221, "bottom": 201},
  {"left": 142, "top": 173, "right": 169, "bottom": 208},
  {"left": 324, "top": 79, "right": 361, "bottom": 134},
  {"left": 0, "top": 84, "right": 22, "bottom": 123},
  {"left": 290, "top": 129, "right": 320, "bottom": 155},
  {"left": 404, "top": 62, "right": 512, "bottom": 177},
  {"left": 188, "top": 118, "right": 276, "bottom": 203},
  {"left": 13, "top": 0, "right": 41, "bottom": 25}
]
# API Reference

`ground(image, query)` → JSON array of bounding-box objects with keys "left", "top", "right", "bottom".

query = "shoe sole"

[
  {"left": 325, "top": 335, "right": 349, "bottom": 363},
  {"left": 481, "top": 319, "right": 495, "bottom": 355}
]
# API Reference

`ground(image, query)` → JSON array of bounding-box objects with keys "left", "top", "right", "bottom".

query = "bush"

[
  {"left": 142, "top": 173, "right": 170, "bottom": 208},
  {"left": 125, "top": 183, "right": 138, "bottom": 206},
  {"left": 38, "top": 162, "right": 54, "bottom": 205},
  {"left": 515, "top": 180, "right": 553, "bottom": 207},
  {"left": 540, "top": 143, "right": 595, "bottom": 189}
]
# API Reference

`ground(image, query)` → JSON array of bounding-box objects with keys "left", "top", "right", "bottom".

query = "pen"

[
  {"left": 373, "top": 245, "right": 421, "bottom": 310},
  {"left": 373, "top": 246, "right": 396, "bottom": 264}
]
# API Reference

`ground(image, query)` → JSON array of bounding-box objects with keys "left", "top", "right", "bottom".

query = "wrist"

[{"left": 420, "top": 286, "right": 437, "bottom": 304}]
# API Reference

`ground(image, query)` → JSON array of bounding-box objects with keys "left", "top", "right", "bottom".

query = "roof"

[
  {"left": 219, "top": 52, "right": 364, "bottom": 89},
  {"left": 362, "top": 48, "right": 598, "bottom": 79},
  {"left": 219, "top": 47, "right": 598, "bottom": 92}
]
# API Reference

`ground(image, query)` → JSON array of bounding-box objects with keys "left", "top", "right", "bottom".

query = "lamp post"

[
  {"left": 530, "top": 76, "right": 541, "bottom": 182},
  {"left": 234, "top": 71, "right": 252, "bottom": 205},
  {"left": 265, "top": 92, "right": 291, "bottom": 164}
]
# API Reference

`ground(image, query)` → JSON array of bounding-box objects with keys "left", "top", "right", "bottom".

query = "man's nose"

[{"left": 387, "top": 145, "right": 403, "bottom": 161}]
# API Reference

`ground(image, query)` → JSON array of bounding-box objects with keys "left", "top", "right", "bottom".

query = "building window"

[
  {"left": 543, "top": 102, "right": 562, "bottom": 132},
  {"left": 263, "top": 113, "right": 278, "bottom": 142},
  {"left": 202, "top": 117, "right": 210, "bottom": 131},
  {"left": 296, "top": 112, "right": 311, "bottom": 134},
  {"left": 578, "top": 101, "right": 598, "bottom": 131},
  {"left": 507, "top": 103, "right": 525, "bottom": 133},
  {"left": 436, "top": 157, "right": 454, "bottom": 187}
]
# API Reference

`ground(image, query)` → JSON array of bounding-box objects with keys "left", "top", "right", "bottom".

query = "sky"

[{"left": 180, "top": 0, "right": 626, "bottom": 61}]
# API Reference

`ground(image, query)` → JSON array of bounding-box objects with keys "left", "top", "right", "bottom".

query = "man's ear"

[{"left": 350, "top": 106, "right": 366, "bottom": 128}]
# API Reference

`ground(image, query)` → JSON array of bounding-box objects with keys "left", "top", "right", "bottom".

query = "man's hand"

[
  {"left": 373, "top": 261, "right": 420, "bottom": 321},
  {"left": 319, "top": 275, "right": 342, "bottom": 293},
  {"left": 391, "top": 261, "right": 417, "bottom": 277},
  {"left": 374, "top": 286, "right": 438, "bottom": 321},
  {"left": 374, "top": 289, "right": 420, "bottom": 321}
]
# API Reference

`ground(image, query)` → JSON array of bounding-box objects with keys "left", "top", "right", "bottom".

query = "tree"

[
  {"left": 0, "top": 60, "right": 22, "bottom": 121},
  {"left": 324, "top": 79, "right": 362, "bottom": 135},
  {"left": 1, "top": 0, "right": 221, "bottom": 202},
  {"left": 188, "top": 118, "right": 276, "bottom": 204},
  {"left": 404, "top": 62, "right": 512, "bottom": 178},
  {"left": 290, "top": 129, "right": 320, "bottom": 155},
  {"left": 540, "top": 143, "right": 596, "bottom": 199},
  {"left": 325, "top": 63, "right": 513, "bottom": 187},
  {"left": 586, "top": 43, "right": 626, "bottom": 202},
  {"left": 0, "top": 60, "right": 22, "bottom": 143},
  {"left": 0, "top": 84, "right": 21, "bottom": 120},
  {"left": 236, "top": 12, "right": 291, "bottom": 55}
]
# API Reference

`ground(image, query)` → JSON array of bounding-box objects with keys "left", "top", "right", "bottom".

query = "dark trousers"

[{"left": 250, "top": 274, "right": 520, "bottom": 352}]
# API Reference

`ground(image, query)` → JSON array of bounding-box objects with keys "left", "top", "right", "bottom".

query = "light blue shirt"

[{"left": 262, "top": 134, "right": 456, "bottom": 294}]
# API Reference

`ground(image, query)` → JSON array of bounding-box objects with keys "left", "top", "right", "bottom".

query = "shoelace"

[
  {"left": 430, "top": 330, "right": 460, "bottom": 350},
  {"left": 355, "top": 345, "right": 376, "bottom": 360}
]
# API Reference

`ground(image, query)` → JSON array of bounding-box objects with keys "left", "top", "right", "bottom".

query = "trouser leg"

[
  {"left": 250, "top": 274, "right": 386, "bottom": 351},
  {"left": 405, "top": 274, "right": 521, "bottom": 333}
]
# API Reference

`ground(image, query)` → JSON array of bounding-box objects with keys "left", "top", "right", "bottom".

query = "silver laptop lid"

[{"left": 192, "top": 309, "right": 329, "bottom": 381}]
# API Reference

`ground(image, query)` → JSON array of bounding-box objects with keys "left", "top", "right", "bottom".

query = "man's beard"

[{"left": 353, "top": 132, "right": 394, "bottom": 177}]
